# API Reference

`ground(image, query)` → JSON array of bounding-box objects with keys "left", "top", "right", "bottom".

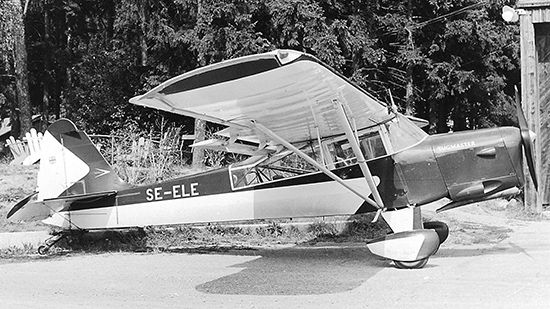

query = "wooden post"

[
  {"left": 537, "top": 23, "right": 550, "bottom": 209},
  {"left": 517, "top": 0, "right": 550, "bottom": 213},
  {"left": 519, "top": 10, "right": 543, "bottom": 213}
]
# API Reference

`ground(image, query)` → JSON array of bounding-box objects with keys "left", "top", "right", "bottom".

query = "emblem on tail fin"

[{"left": 94, "top": 168, "right": 111, "bottom": 178}]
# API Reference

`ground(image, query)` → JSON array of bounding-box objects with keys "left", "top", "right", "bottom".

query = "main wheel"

[
  {"left": 394, "top": 258, "right": 429, "bottom": 269},
  {"left": 424, "top": 221, "right": 449, "bottom": 244}
]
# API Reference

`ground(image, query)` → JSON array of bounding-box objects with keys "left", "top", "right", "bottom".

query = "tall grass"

[{"left": 92, "top": 124, "right": 195, "bottom": 185}]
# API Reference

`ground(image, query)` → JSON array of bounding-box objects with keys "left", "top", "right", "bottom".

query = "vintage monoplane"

[{"left": 8, "top": 50, "right": 537, "bottom": 268}]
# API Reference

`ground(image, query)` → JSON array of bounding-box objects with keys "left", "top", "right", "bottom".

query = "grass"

[
  {"left": 0, "top": 163, "right": 45, "bottom": 232},
  {"left": 0, "top": 243, "right": 37, "bottom": 258},
  {"left": 49, "top": 214, "right": 388, "bottom": 254}
]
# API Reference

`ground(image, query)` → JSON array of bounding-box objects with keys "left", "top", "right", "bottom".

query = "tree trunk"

[
  {"left": 192, "top": 118, "right": 206, "bottom": 169},
  {"left": 191, "top": 0, "right": 206, "bottom": 169},
  {"left": 138, "top": 0, "right": 149, "bottom": 67},
  {"left": 13, "top": 0, "right": 32, "bottom": 137},
  {"left": 4, "top": 86, "right": 20, "bottom": 138},
  {"left": 106, "top": 0, "right": 115, "bottom": 50},
  {"left": 404, "top": 0, "right": 414, "bottom": 116},
  {"left": 42, "top": 0, "right": 51, "bottom": 129}
]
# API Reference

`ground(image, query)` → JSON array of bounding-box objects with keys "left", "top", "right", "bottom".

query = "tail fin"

[{"left": 37, "top": 119, "right": 130, "bottom": 200}]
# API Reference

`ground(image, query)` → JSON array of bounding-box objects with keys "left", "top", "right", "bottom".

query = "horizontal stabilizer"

[
  {"left": 8, "top": 191, "right": 117, "bottom": 222},
  {"left": 7, "top": 193, "right": 51, "bottom": 221}
]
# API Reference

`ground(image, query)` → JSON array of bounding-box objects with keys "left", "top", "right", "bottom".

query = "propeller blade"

[{"left": 514, "top": 87, "right": 538, "bottom": 190}]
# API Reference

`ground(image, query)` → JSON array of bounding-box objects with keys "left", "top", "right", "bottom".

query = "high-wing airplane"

[{"left": 8, "top": 50, "right": 537, "bottom": 268}]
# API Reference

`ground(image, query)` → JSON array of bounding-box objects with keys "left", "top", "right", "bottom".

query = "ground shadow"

[
  {"left": 196, "top": 244, "right": 387, "bottom": 296},
  {"left": 432, "top": 239, "right": 527, "bottom": 259}
]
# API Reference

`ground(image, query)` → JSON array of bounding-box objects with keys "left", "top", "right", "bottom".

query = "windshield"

[{"left": 383, "top": 114, "right": 428, "bottom": 152}]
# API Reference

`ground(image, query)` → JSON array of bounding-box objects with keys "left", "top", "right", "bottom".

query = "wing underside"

[{"left": 129, "top": 50, "right": 393, "bottom": 149}]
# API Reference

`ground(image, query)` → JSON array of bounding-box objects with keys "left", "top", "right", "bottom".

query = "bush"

[{"left": 307, "top": 221, "right": 338, "bottom": 237}]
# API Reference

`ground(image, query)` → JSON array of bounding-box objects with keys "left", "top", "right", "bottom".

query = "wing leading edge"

[{"left": 129, "top": 50, "right": 394, "bottom": 146}]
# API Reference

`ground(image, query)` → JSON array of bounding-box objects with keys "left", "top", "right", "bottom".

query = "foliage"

[
  {"left": 307, "top": 221, "right": 338, "bottom": 237},
  {"left": 92, "top": 120, "right": 196, "bottom": 185},
  {"left": 0, "top": 0, "right": 521, "bottom": 137}
]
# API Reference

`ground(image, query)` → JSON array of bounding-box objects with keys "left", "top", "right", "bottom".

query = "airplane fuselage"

[{"left": 45, "top": 126, "right": 524, "bottom": 230}]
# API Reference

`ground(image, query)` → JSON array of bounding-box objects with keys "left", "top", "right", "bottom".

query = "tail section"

[{"left": 37, "top": 119, "right": 130, "bottom": 200}]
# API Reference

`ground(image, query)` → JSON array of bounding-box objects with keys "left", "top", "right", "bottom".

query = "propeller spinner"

[{"left": 515, "top": 87, "right": 539, "bottom": 190}]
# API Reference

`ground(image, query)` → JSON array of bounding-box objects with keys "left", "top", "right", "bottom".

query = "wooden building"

[{"left": 517, "top": 0, "right": 550, "bottom": 212}]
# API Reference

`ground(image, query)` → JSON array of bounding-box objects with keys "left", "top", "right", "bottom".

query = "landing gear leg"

[{"left": 37, "top": 232, "right": 66, "bottom": 255}]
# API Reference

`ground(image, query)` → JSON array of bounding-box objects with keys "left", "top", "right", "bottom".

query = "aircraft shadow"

[
  {"left": 432, "top": 240, "right": 526, "bottom": 259},
  {"left": 196, "top": 244, "right": 387, "bottom": 296},
  {"left": 196, "top": 238, "right": 529, "bottom": 296}
]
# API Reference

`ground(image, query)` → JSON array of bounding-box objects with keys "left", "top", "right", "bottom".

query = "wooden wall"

[
  {"left": 518, "top": 2, "right": 550, "bottom": 212},
  {"left": 537, "top": 24, "right": 550, "bottom": 207}
]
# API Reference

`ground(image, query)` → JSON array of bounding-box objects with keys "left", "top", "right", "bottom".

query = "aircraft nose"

[
  {"left": 499, "top": 127, "right": 524, "bottom": 184},
  {"left": 499, "top": 126, "right": 539, "bottom": 189}
]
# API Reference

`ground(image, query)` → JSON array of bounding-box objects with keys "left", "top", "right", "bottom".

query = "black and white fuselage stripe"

[{"left": 42, "top": 164, "right": 379, "bottom": 230}]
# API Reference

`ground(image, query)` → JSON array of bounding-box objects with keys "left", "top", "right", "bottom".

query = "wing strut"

[
  {"left": 332, "top": 99, "right": 385, "bottom": 209},
  {"left": 250, "top": 121, "right": 381, "bottom": 210}
]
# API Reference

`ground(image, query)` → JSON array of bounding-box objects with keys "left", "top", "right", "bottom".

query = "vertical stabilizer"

[{"left": 37, "top": 119, "right": 130, "bottom": 200}]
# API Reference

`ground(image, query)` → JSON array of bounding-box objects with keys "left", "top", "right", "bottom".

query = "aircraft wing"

[{"left": 129, "top": 50, "right": 394, "bottom": 146}]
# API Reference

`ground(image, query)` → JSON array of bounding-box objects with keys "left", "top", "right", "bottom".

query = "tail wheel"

[
  {"left": 37, "top": 245, "right": 49, "bottom": 255},
  {"left": 423, "top": 221, "right": 449, "bottom": 244},
  {"left": 394, "top": 258, "right": 429, "bottom": 269}
]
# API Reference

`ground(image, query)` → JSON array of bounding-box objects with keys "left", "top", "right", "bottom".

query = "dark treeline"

[{"left": 1, "top": 0, "right": 520, "bottom": 136}]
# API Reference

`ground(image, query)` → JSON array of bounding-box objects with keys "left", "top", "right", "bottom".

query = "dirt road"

[{"left": 1, "top": 204, "right": 549, "bottom": 309}]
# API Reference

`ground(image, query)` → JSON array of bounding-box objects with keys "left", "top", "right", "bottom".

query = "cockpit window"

[
  {"left": 323, "top": 129, "right": 387, "bottom": 169},
  {"left": 229, "top": 144, "right": 318, "bottom": 189},
  {"left": 359, "top": 131, "right": 386, "bottom": 159}
]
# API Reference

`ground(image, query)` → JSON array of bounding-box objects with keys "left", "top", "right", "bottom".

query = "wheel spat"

[{"left": 515, "top": 87, "right": 538, "bottom": 190}]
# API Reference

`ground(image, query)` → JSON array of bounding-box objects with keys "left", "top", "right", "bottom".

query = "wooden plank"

[
  {"left": 537, "top": 21, "right": 550, "bottom": 205},
  {"left": 533, "top": 8, "right": 550, "bottom": 23},
  {"left": 520, "top": 12, "right": 543, "bottom": 213},
  {"left": 539, "top": 61, "right": 550, "bottom": 205},
  {"left": 517, "top": 0, "right": 550, "bottom": 9}
]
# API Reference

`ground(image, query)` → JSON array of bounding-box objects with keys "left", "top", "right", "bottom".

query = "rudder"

[{"left": 37, "top": 119, "right": 130, "bottom": 200}]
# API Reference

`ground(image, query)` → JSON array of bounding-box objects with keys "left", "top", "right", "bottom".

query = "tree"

[
  {"left": 0, "top": 0, "right": 32, "bottom": 138},
  {"left": 17, "top": 0, "right": 521, "bottom": 140}
]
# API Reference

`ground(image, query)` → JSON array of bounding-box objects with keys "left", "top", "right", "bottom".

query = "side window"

[
  {"left": 359, "top": 131, "right": 386, "bottom": 160},
  {"left": 323, "top": 130, "right": 387, "bottom": 169},
  {"left": 326, "top": 140, "right": 356, "bottom": 167},
  {"left": 230, "top": 166, "right": 258, "bottom": 189},
  {"left": 229, "top": 144, "right": 319, "bottom": 189}
]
